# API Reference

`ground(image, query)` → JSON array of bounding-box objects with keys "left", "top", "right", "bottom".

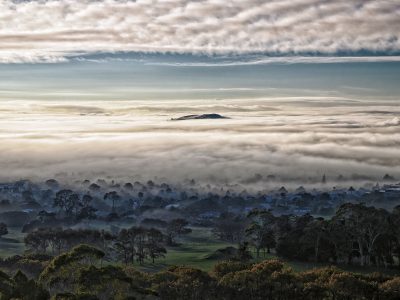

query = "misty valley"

[
  {"left": 0, "top": 177, "right": 400, "bottom": 299},
  {"left": 2, "top": 0, "right": 400, "bottom": 298}
]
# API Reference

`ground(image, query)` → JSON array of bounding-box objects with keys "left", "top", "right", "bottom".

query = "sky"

[
  {"left": 1, "top": 0, "right": 400, "bottom": 62},
  {"left": 0, "top": 0, "right": 399, "bottom": 186}
]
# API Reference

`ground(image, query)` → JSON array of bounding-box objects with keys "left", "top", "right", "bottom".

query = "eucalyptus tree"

[
  {"left": 300, "top": 217, "right": 329, "bottom": 263},
  {"left": 166, "top": 218, "right": 191, "bottom": 245},
  {"left": 53, "top": 189, "right": 73, "bottom": 215},
  {"left": 334, "top": 203, "right": 390, "bottom": 266},
  {"left": 246, "top": 209, "right": 276, "bottom": 258},
  {"left": 103, "top": 191, "right": 121, "bottom": 212}
]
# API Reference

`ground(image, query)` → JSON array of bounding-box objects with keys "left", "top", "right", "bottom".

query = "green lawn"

[
  {"left": 1, "top": 225, "right": 399, "bottom": 276},
  {"left": 138, "top": 227, "right": 400, "bottom": 276},
  {"left": 0, "top": 227, "right": 25, "bottom": 258},
  {"left": 137, "top": 227, "right": 235, "bottom": 272}
]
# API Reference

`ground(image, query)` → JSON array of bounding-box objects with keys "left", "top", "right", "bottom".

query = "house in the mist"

[{"left": 383, "top": 184, "right": 400, "bottom": 201}]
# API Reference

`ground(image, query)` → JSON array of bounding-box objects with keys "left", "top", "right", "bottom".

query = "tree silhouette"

[{"left": 0, "top": 222, "right": 8, "bottom": 238}]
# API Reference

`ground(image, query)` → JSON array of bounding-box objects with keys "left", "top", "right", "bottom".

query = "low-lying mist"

[{"left": 0, "top": 98, "right": 399, "bottom": 187}]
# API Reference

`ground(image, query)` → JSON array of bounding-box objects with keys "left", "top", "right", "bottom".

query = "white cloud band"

[
  {"left": 0, "top": 0, "right": 400, "bottom": 63},
  {"left": 0, "top": 98, "right": 399, "bottom": 185}
]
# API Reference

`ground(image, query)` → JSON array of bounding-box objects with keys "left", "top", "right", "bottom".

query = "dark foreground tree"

[
  {"left": 3, "top": 246, "right": 400, "bottom": 300},
  {"left": 153, "top": 266, "right": 217, "bottom": 300},
  {"left": 0, "top": 269, "right": 49, "bottom": 300}
]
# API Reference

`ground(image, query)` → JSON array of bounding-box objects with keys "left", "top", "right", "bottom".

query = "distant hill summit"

[{"left": 171, "top": 113, "right": 229, "bottom": 120}]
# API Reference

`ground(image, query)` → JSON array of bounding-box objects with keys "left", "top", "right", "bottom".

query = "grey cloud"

[
  {"left": 39, "top": 105, "right": 107, "bottom": 115},
  {"left": 147, "top": 56, "right": 400, "bottom": 67}
]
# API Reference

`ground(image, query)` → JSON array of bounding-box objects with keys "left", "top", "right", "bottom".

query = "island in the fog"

[{"left": 171, "top": 113, "right": 229, "bottom": 120}]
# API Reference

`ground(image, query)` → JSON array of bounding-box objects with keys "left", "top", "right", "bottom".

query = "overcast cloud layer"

[{"left": 1, "top": 0, "right": 400, "bottom": 63}]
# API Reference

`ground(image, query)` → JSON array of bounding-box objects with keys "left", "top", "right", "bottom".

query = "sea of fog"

[{"left": 0, "top": 57, "right": 399, "bottom": 186}]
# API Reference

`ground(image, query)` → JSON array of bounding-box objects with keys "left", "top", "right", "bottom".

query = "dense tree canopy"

[
  {"left": 1, "top": 244, "right": 400, "bottom": 299},
  {"left": 243, "top": 204, "right": 400, "bottom": 268}
]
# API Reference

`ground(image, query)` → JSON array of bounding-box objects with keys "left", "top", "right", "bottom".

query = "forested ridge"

[
  {"left": 1, "top": 202, "right": 400, "bottom": 299},
  {"left": 1, "top": 179, "right": 400, "bottom": 299},
  {"left": 245, "top": 203, "right": 400, "bottom": 267},
  {"left": 1, "top": 245, "right": 400, "bottom": 300},
  {"left": 14, "top": 203, "right": 400, "bottom": 269}
]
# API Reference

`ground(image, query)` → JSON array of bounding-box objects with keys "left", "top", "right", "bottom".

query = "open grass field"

[
  {"left": 137, "top": 227, "right": 400, "bottom": 276},
  {"left": 138, "top": 227, "right": 235, "bottom": 272},
  {"left": 0, "top": 227, "right": 25, "bottom": 258},
  {"left": 1, "top": 225, "right": 399, "bottom": 276}
]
